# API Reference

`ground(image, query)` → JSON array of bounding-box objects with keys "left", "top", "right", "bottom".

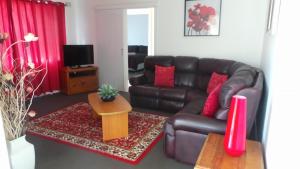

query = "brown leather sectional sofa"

[{"left": 129, "top": 56, "right": 263, "bottom": 164}]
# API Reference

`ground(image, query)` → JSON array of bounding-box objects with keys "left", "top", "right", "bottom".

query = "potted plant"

[
  {"left": 0, "top": 32, "right": 47, "bottom": 169},
  {"left": 98, "top": 84, "right": 118, "bottom": 102}
]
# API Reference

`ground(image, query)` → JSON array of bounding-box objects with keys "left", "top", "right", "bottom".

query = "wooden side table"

[{"left": 194, "top": 133, "right": 264, "bottom": 169}]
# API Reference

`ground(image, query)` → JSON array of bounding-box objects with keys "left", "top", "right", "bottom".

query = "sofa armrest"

[
  {"left": 129, "top": 75, "right": 147, "bottom": 86},
  {"left": 169, "top": 113, "right": 227, "bottom": 135}
]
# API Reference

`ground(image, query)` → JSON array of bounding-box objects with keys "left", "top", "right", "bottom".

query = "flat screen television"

[{"left": 63, "top": 45, "right": 94, "bottom": 67}]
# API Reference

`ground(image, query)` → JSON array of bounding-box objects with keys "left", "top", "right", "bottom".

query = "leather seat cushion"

[
  {"left": 159, "top": 87, "right": 186, "bottom": 102},
  {"left": 178, "top": 98, "right": 206, "bottom": 115},
  {"left": 186, "top": 89, "right": 208, "bottom": 103},
  {"left": 129, "top": 85, "right": 159, "bottom": 97}
]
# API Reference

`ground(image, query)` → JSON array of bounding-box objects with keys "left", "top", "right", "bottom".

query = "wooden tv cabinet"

[{"left": 60, "top": 66, "right": 99, "bottom": 95}]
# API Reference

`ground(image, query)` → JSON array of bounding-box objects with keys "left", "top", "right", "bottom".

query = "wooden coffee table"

[{"left": 88, "top": 93, "right": 132, "bottom": 141}]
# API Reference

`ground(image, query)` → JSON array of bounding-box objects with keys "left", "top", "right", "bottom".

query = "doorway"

[
  {"left": 95, "top": 7, "right": 155, "bottom": 92},
  {"left": 127, "top": 8, "right": 155, "bottom": 87}
]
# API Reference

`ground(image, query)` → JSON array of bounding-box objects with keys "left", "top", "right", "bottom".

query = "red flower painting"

[{"left": 185, "top": 1, "right": 220, "bottom": 36}]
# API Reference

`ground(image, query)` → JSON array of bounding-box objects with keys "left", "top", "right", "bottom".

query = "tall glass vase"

[{"left": 224, "top": 95, "right": 247, "bottom": 156}]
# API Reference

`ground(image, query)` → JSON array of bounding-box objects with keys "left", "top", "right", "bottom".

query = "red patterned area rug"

[{"left": 27, "top": 102, "right": 167, "bottom": 165}]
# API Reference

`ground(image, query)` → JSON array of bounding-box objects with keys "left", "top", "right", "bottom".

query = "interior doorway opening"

[{"left": 126, "top": 8, "right": 155, "bottom": 87}]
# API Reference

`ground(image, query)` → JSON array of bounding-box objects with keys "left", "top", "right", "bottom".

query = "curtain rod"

[
  {"left": 64, "top": 2, "right": 71, "bottom": 7},
  {"left": 27, "top": 0, "right": 71, "bottom": 7}
]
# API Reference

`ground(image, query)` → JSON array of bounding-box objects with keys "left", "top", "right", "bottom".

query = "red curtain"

[
  {"left": 0, "top": 0, "right": 66, "bottom": 94},
  {"left": 0, "top": 0, "right": 14, "bottom": 69}
]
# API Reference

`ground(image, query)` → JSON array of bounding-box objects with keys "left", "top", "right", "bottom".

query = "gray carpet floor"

[{"left": 27, "top": 92, "right": 193, "bottom": 169}]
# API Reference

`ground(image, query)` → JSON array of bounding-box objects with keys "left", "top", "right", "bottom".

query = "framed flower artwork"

[{"left": 184, "top": 0, "right": 222, "bottom": 36}]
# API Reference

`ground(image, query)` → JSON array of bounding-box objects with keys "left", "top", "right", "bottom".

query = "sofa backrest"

[
  {"left": 174, "top": 56, "right": 199, "bottom": 88},
  {"left": 144, "top": 56, "right": 174, "bottom": 84},
  {"left": 195, "top": 58, "right": 235, "bottom": 90},
  {"left": 144, "top": 56, "right": 241, "bottom": 89},
  {"left": 215, "top": 63, "right": 258, "bottom": 119}
]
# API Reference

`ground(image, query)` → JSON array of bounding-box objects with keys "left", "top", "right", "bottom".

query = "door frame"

[
  {"left": 122, "top": 10, "right": 129, "bottom": 91},
  {"left": 95, "top": 2, "right": 157, "bottom": 92}
]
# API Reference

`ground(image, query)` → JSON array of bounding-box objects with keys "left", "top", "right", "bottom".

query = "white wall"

[
  {"left": 64, "top": 0, "right": 96, "bottom": 45},
  {"left": 63, "top": 0, "right": 99, "bottom": 78},
  {"left": 156, "top": 0, "right": 269, "bottom": 67},
  {"left": 127, "top": 14, "right": 148, "bottom": 46},
  {"left": 65, "top": 0, "right": 269, "bottom": 67},
  {"left": 260, "top": 1, "right": 300, "bottom": 168},
  {"left": 260, "top": 32, "right": 276, "bottom": 145},
  {"left": 63, "top": 1, "right": 77, "bottom": 44}
]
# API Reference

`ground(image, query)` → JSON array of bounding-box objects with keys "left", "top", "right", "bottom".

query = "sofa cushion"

[
  {"left": 144, "top": 56, "right": 174, "bottom": 71},
  {"left": 175, "top": 72, "right": 196, "bottom": 88},
  {"left": 144, "top": 56, "right": 174, "bottom": 84},
  {"left": 159, "top": 100, "right": 185, "bottom": 113},
  {"left": 174, "top": 56, "right": 198, "bottom": 88},
  {"left": 174, "top": 56, "right": 198, "bottom": 73},
  {"left": 202, "top": 84, "right": 222, "bottom": 117},
  {"left": 130, "top": 96, "right": 159, "bottom": 109},
  {"left": 195, "top": 74, "right": 211, "bottom": 91},
  {"left": 219, "top": 69, "right": 256, "bottom": 108},
  {"left": 178, "top": 99, "right": 206, "bottom": 115},
  {"left": 195, "top": 58, "right": 232, "bottom": 90},
  {"left": 186, "top": 88, "right": 207, "bottom": 103},
  {"left": 197, "top": 58, "right": 235, "bottom": 75},
  {"left": 207, "top": 72, "right": 228, "bottom": 94},
  {"left": 159, "top": 87, "right": 186, "bottom": 102},
  {"left": 129, "top": 85, "right": 159, "bottom": 97},
  {"left": 154, "top": 65, "right": 175, "bottom": 87},
  {"left": 228, "top": 62, "right": 257, "bottom": 76}
]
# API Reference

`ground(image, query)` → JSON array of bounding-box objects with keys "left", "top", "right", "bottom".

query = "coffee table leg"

[{"left": 102, "top": 112, "right": 128, "bottom": 141}]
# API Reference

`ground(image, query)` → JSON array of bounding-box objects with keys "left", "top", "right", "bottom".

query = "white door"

[{"left": 95, "top": 9, "right": 128, "bottom": 91}]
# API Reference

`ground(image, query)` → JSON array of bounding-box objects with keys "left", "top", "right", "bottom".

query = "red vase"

[{"left": 224, "top": 95, "right": 247, "bottom": 156}]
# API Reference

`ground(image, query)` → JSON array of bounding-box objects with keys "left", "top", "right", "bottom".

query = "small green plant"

[{"left": 98, "top": 84, "right": 118, "bottom": 100}]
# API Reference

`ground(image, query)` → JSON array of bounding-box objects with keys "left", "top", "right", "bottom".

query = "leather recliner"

[{"left": 129, "top": 56, "right": 263, "bottom": 164}]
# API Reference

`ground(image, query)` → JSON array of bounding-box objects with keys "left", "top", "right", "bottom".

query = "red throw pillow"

[
  {"left": 207, "top": 72, "right": 228, "bottom": 94},
  {"left": 202, "top": 84, "right": 222, "bottom": 117},
  {"left": 154, "top": 65, "right": 175, "bottom": 87}
]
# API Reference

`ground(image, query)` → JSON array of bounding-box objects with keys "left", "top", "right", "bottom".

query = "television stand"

[
  {"left": 60, "top": 66, "right": 99, "bottom": 95},
  {"left": 70, "top": 65, "right": 91, "bottom": 69}
]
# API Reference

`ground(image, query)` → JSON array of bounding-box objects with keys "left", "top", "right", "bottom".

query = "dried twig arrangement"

[{"left": 0, "top": 32, "right": 47, "bottom": 141}]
